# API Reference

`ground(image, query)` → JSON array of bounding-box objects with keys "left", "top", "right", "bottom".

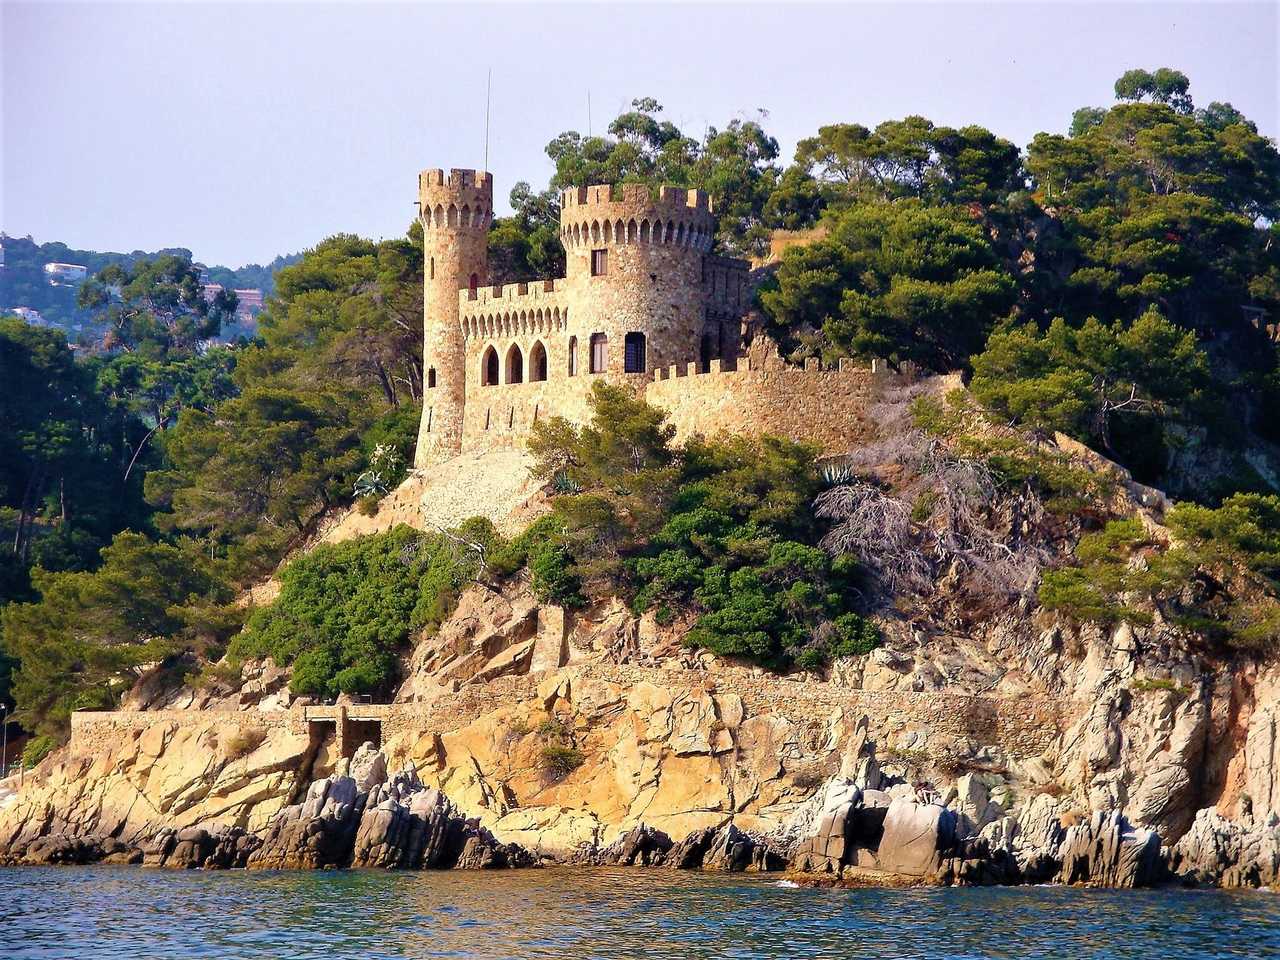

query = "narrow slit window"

[{"left": 590, "top": 333, "right": 608, "bottom": 374}]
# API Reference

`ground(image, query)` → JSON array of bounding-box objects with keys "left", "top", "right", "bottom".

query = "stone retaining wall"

[{"left": 71, "top": 665, "right": 1084, "bottom": 765}]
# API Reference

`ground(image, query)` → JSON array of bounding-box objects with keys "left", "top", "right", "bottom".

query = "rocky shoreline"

[{"left": 5, "top": 742, "right": 1277, "bottom": 890}]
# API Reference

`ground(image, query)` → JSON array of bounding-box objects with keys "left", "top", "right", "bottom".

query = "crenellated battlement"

[
  {"left": 561, "top": 183, "right": 712, "bottom": 213},
  {"left": 459, "top": 281, "right": 569, "bottom": 340},
  {"left": 419, "top": 168, "right": 494, "bottom": 231},
  {"left": 650, "top": 353, "right": 895, "bottom": 382},
  {"left": 559, "top": 182, "right": 716, "bottom": 251},
  {"left": 420, "top": 168, "right": 494, "bottom": 191}
]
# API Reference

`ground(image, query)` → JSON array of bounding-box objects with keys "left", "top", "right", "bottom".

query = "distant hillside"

[{"left": 0, "top": 233, "right": 300, "bottom": 331}]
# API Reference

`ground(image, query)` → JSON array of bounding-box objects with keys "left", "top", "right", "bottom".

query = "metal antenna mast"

[{"left": 484, "top": 68, "right": 492, "bottom": 172}]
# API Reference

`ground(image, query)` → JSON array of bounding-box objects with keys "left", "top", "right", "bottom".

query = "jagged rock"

[
  {"left": 248, "top": 774, "right": 363, "bottom": 869},
  {"left": 1056, "top": 810, "right": 1161, "bottom": 888},
  {"left": 22, "top": 834, "right": 107, "bottom": 865},
  {"left": 875, "top": 799, "right": 958, "bottom": 877},
  {"left": 146, "top": 824, "right": 259, "bottom": 869},
  {"left": 699, "top": 823, "right": 787, "bottom": 872},
  {"left": 667, "top": 826, "right": 719, "bottom": 869},
  {"left": 349, "top": 764, "right": 535, "bottom": 870},
  {"left": 595, "top": 824, "right": 673, "bottom": 866},
  {"left": 1168, "top": 808, "right": 1280, "bottom": 888},
  {"left": 944, "top": 775, "right": 1005, "bottom": 837},
  {"left": 349, "top": 742, "right": 388, "bottom": 793}
]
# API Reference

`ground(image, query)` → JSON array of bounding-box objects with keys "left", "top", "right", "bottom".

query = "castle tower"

[
  {"left": 559, "top": 185, "right": 716, "bottom": 378},
  {"left": 415, "top": 168, "right": 492, "bottom": 467}
]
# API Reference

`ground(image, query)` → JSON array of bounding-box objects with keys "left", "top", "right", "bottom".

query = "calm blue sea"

[{"left": 3, "top": 865, "right": 1278, "bottom": 959}]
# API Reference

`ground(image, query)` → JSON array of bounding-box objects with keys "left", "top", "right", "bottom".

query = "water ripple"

[{"left": 3, "top": 866, "right": 1278, "bottom": 959}]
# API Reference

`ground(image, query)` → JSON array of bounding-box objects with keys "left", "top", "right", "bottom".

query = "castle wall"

[{"left": 644, "top": 354, "right": 888, "bottom": 454}]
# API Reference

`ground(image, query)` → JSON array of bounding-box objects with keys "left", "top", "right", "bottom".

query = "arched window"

[
  {"left": 505, "top": 343, "right": 524, "bottom": 384},
  {"left": 589, "top": 333, "right": 608, "bottom": 374},
  {"left": 568, "top": 336, "right": 578, "bottom": 375},
  {"left": 427, "top": 367, "right": 437, "bottom": 389},
  {"left": 624, "top": 332, "right": 646, "bottom": 373},
  {"left": 700, "top": 334, "right": 715, "bottom": 373},
  {"left": 482, "top": 346, "right": 499, "bottom": 386},
  {"left": 530, "top": 341, "right": 548, "bottom": 382}
]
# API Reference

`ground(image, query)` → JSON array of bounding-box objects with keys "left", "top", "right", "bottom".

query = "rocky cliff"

[{"left": 3, "top": 567, "right": 1278, "bottom": 887}]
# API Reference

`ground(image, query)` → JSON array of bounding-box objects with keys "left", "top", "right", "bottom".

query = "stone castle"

[{"left": 413, "top": 168, "right": 890, "bottom": 468}]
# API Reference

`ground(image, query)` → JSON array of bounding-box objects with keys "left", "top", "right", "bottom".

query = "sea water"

[{"left": 4, "top": 865, "right": 1278, "bottom": 959}]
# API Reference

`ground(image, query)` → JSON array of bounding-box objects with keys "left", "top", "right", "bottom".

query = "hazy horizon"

[{"left": 4, "top": 1, "right": 1277, "bottom": 267}]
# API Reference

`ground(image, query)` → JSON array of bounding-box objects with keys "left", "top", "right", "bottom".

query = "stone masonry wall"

[
  {"left": 644, "top": 354, "right": 890, "bottom": 454},
  {"left": 70, "top": 666, "right": 1084, "bottom": 767}
]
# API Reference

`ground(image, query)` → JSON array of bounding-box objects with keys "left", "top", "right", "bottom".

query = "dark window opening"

[
  {"left": 591, "top": 249, "right": 608, "bottom": 276},
  {"left": 568, "top": 336, "right": 578, "bottom": 375},
  {"left": 700, "top": 334, "right": 715, "bottom": 373},
  {"left": 469, "top": 273, "right": 479, "bottom": 293},
  {"left": 430, "top": 257, "right": 435, "bottom": 280},
  {"left": 530, "top": 342, "right": 548, "bottom": 382},
  {"left": 590, "top": 333, "right": 608, "bottom": 374},
  {"left": 427, "top": 367, "right": 437, "bottom": 389},
  {"left": 482, "top": 347, "right": 499, "bottom": 386},
  {"left": 624, "top": 332, "right": 646, "bottom": 373},
  {"left": 505, "top": 344, "right": 524, "bottom": 384}
]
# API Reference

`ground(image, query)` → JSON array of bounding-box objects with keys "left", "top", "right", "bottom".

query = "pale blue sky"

[{"left": 3, "top": 1, "right": 1277, "bottom": 266}]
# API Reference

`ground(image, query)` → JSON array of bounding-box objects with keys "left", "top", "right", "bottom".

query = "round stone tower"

[
  {"left": 560, "top": 184, "right": 716, "bottom": 378},
  {"left": 415, "top": 168, "right": 492, "bottom": 467}
]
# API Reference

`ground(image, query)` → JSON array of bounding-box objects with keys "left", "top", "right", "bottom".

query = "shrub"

[
  {"left": 229, "top": 524, "right": 483, "bottom": 699},
  {"left": 226, "top": 726, "right": 267, "bottom": 760},
  {"left": 21, "top": 734, "right": 57, "bottom": 769},
  {"left": 356, "top": 496, "right": 380, "bottom": 517},
  {"left": 539, "top": 744, "right": 585, "bottom": 778}
]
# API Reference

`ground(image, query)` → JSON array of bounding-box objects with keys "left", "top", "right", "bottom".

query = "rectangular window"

[
  {"left": 590, "top": 333, "right": 608, "bottom": 373},
  {"left": 624, "top": 332, "right": 646, "bottom": 373},
  {"left": 591, "top": 248, "right": 608, "bottom": 276}
]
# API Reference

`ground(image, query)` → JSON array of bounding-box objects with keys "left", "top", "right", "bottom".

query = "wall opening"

[
  {"left": 530, "top": 341, "right": 548, "bottom": 381},
  {"left": 430, "top": 257, "right": 435, "bottom": 280},
  {"left": 482, "top": 346, "right": 499, "bottom": 386},
  {"left": 427, "top": 367, "right": 437, "bottom": 389},
  {"left": 568, "top": 336, "right": 578, "bottom": 375},
  {"left": 343, "top": 718, "right": 382, "bottom": 759},
  {"left": 505, "top": 343, "right": 524, "bottom": 384},
  {"left": 700, "top": 334, "right": 715, "bottom": 373},
  {"left": 469, "top": 273, "right": 479, "bottom": 294},
  {"left": 624, "top": 332, "right": 647, "bottom": 373},
  {"left": 589, "top": 333, "right": 608, "bottom": 374},
  {"left": 591, "top": 249, "right": 608, "bottom": 276}
]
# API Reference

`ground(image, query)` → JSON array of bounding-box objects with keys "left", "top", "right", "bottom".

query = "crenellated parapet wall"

[
  {"left": 559, "top": 184, "right": 716, "bottom": 253},
  {"left": 645, "top": 353, "right": 900, "bottom": 454},
  {"left": 459, "top": 281, "right": 569, "bottom": 341}
]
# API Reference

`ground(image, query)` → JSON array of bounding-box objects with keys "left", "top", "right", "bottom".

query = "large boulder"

[
  {"left": 1056, "top": 810, "right": 1161, "bottom": 888},
  {"left": 875, "top": 799, "right": 958, "bottom": 877}
]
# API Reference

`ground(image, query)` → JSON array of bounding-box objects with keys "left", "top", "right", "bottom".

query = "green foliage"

[
  {"left": 539, "top": 743, "right": 585, "bottom": 777},
  {"left": 970, "top": 308, "right": 1211, "bottom": 463},
  {"left": 229, "top": 525, "right": 482, "bottom": 699},
  {"left": 78, "top": 255, "right": 237, "bottom": 358},
  {"left": 1041, "top": 496, "right": 1280, "bottom": 652},
  {"left": 760, "top": 200, "right": 1016, "bottom": 370},
  {"left": 21, "top": 734, "right": 57, "bottom": 769},
  {"left": 1, "top": 532, "right": 239, "bottom": 738},
  {"left": 517, "top": 388, "right": 877, "bottom": 670},
  {"left": 545, "top": 98, "right": 780, "bottom": 254}
]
